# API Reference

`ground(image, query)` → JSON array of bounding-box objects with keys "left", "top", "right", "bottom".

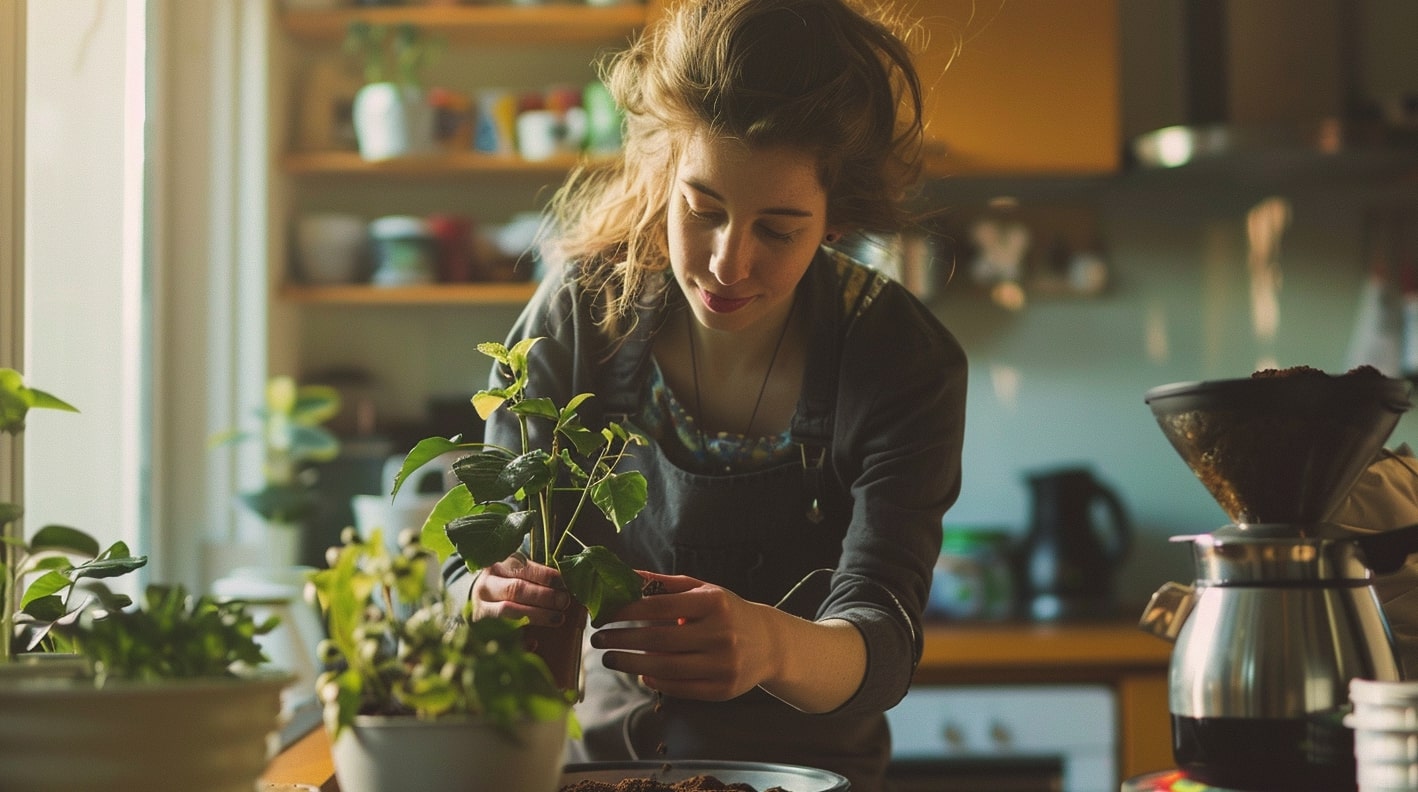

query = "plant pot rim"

[
  {"left": 346, "top": 709, "right": 569, "bottom": 730},
  {"left": 0, "top": 667, "right": 293, "bottom": 696}
]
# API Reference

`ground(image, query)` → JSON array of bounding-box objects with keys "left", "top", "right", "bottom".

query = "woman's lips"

[{"left": 699, "top": 288, "right": 754, "bottom": 314}]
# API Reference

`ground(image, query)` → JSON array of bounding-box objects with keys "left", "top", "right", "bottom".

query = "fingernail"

[
  {"left": 554, "top": 592, "right": 572, "bottom": 611},
  {"left": 590, "top": 633, "right": 605, "bottom": 649}
]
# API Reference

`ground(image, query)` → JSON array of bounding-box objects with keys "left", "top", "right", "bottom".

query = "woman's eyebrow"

[{"left": 682, "top": 179, "right": 815, "bottom": 218}]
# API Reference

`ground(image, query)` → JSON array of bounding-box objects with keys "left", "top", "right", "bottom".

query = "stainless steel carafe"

[{"left": 1138, "top": 371, "right": 1418, "bottom": 792}]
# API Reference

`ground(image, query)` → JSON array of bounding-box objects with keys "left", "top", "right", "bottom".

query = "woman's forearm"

[{"left": 755, "top": 610, "right": 867, "bottom": 714}]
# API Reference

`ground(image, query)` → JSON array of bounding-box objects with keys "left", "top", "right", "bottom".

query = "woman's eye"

[{"left": 759, "top": 225, "right": 798, "bottom": 243}]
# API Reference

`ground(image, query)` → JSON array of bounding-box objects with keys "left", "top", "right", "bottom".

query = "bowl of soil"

[{"left": 558, "top": 760, "right": 850, "bottom": 792}]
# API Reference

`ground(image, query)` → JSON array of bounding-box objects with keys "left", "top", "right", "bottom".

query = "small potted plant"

[
  {"left": 394, "top": 337, "right": 648, "bottom": 692},
  {"left": 344, "top": 21, "right": 444, "bottom": 161},
  {"left": 0, "top": 369, "right": 287, "bottom": 792},
  {"left": 211, "top": 375, "right": 342, "bottom": 570},
  {"left": 310, "top": 526, "right": 575, "bottom": 792}
]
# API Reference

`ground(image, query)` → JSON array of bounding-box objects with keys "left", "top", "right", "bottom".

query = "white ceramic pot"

[
  {"left": 0, "top": 671, "right": 288, "bottom": 792},
  {"left": 352, "top": 82, "right": 435, "bottom": 162},
  {"left": 332, "top": 713, "right": 568, "bottom": 792}
]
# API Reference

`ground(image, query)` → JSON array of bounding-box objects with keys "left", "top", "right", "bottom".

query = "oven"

[{"left": 885, "top": 684, "right": 1117, "bottom": 792}]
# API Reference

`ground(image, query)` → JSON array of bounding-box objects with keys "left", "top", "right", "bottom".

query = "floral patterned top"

[{"left": 635, "top": 361, "right": 795, "bottom": 475}]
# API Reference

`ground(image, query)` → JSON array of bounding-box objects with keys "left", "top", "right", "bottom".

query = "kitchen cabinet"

[
  {"left": 910, "top": 620, "right": 1174, "bottom": 783},
  {"left": 911, "top": 0, "right": 1121, "bottom": 177}
]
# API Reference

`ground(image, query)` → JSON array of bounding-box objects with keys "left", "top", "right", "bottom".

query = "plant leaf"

[
  {"left": 0, "top": 502, "right": 21, "bottom": 527},
  {"left": 450, "top": 447, "right": 520, "bottom": 501},
  {"left": 471, "top": 390, "right": 508, "bottom": 421},
  {"left": 501, "top": 450, "right": 553, "bottom": 499},
  {"left": 510, "top": 397, "right": 558, "bottom": 422},
  {"left": 68, "top": 553, "right": 149, "bottom": 581},
  {"left": 20, "top": 570, "right": 73, "bottom": 610},
  {"left": 288, "top": 424, "right": 340, "bottom": 462},
  {"left": 291, "top": 384, "right": 342, "bottom": 425},
  {"left": 445, "top": 509, "right": 537, "bottom": 569},
  {"left": 418, "top": 485, "right": 475, "bottom": 561},
  {"left": 29, "top": 524, "right": 101, "bottom": 557},
  {"left": 559, "top": 545, "right": 643, "bottom": 622},
  {"left": 392, "top": 435, "right": 470, "bottom": 498},
  {"left": 590, "top": 471, "right": 648, "bottom": 531}
]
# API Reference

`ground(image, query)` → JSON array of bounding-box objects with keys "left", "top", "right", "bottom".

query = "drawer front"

[{"left": 886, "top": 684, "right": 1117, "bottom": 792}]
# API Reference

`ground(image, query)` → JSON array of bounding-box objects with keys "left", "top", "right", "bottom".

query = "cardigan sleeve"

[{"left": 814, "top": 279, "right": 968, "bottom": 716}]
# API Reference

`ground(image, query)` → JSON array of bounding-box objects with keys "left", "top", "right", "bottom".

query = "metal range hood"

[{"left": 1126, "top": 0, "right": 1418, "bottom": 174}]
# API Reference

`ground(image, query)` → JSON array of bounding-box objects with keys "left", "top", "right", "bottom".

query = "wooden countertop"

[{"left": 263, "top": 619, "right": 1175, "bottom": 788}]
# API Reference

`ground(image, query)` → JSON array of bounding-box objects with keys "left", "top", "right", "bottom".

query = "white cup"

[
  {"left": 516, "top": 110, "right": 561, "bottom": 162},
  {"left": 295, "top": 213, "right": 367, "bottom": 284}
]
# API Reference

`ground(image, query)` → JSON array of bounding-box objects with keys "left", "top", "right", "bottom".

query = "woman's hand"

[
  {"left": 591, "top": 570, "right": 869, "bottom": 712},
  {"left": 469, "top": 552, "right": 573, "bottom": 628},
  {"left": 591, "top": 571, "right": 777, "bottom": 703}
]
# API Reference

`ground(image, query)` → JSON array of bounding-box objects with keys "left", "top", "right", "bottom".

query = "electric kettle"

[{"left": 1015, "top": 466, "right": 1132, "bottom": 620}]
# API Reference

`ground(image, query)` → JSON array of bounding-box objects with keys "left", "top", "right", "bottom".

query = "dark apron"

[{"left": 565, "top": 274, "right": 892, "bottom": 790}]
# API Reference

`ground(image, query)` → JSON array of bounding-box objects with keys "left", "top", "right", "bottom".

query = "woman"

[{"left": 449, "top": 0, "right": 967, "bottom": 786}]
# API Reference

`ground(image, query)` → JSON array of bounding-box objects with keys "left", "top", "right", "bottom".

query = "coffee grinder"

[{"left": 1139, "top": 370, "right": 1418, "bottom": 792}]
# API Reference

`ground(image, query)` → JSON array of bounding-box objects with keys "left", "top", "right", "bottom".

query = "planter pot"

[
  {"left": 0, "top": 670, "right": 288, "bottom": 792},
  {"left": 525, "top": 602, "right": 588, "bottom": 696},
  {"left": 352, "top": 82, "right": 435, "bottom": 162},
  {"left": 332, "top": 712, "right": 569, "bottom": 792}
]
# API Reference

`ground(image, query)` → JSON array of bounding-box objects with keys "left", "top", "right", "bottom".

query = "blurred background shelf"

[
  {"left": 280, "top": 4, "right": 647, "bottom": 45},
  {"left": 279, "top": 282, "right": 539, "bottom": 305}
]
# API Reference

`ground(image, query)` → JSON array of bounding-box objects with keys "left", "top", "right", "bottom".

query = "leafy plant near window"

[
  {"left": 310, "top": 527, "right": 574, "bottom": 738},
  {"left": 211, "top": 376, "right": 342, "bottom": 525},
  {"left": 0, "top": 369, "right": 147, "bottom": 663},
  {"left": 393, "top": 337, "right": 648, "bottom": 622}
]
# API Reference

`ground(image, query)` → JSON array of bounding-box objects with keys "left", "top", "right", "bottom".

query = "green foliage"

[
  {"left": 393, "top": 337, "right": 649, "bottom": 622},
  {"left": 0, "top": 370, "right": 148, "bottom": 664},
  {"left": 0, "top": 368, "right": 78, "bottom": 436},
  {"left": 60, "top": 585, "right": 276, "bottom": 685},
  {"left": 309, "top": 528, "right": 573, "bottom": 740},
  {"left": 343, "top": 21, "right": 443, "bottom": 87},
  {"left": 211, "top": 376, "right": 342, "bottom": 524}
]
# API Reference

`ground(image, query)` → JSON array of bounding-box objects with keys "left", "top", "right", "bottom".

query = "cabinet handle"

[
  {"left": 989, "top": 721, "right": 1012, "bottom": 748},
  {"left": 942, "top": 722, "right": 965, "bottom": 749}
]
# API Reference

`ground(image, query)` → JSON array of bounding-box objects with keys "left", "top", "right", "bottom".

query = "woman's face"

[{"left": 667, "top": 131, "right": 833, "bottom": 334}]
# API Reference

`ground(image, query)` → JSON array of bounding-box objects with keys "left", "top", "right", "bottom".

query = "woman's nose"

[{"left": 709, "top": 227, "right": 752, "bottom": 285}]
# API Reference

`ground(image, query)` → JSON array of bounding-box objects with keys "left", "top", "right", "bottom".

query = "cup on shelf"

[
  {"left": 516, "top": 110, "right": 561, "bottom": 162},
  {"left": 295, "top": 212, "right": 368, "bottom": 285},
  {"left": 368, "top": 215, "right": 437, "bottom": 287}
]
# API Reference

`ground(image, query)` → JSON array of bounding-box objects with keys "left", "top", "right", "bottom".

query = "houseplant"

[
  {"left": 1, "top": 369, "right": 146, "bottom": 664},
  {"left": 310, "top": 526, "right": 575, "bottom": 792},
  {"left": 0, "top": 583, "right": 288, "bottom": 792},
  {"left": 211, "top": 374, "right": 342, "bottom": 569},
  {"left": 344, "top": 21, "right": 444, "bottom": 161},
  {"left": 393, "top": 337, "right": 648, "bottom": 690},
  {"left": 0, "top": 369, "right": 287, "bottom": 792}
]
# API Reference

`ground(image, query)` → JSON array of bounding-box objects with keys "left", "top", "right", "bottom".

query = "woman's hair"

[{"left": 541, "top": 0, "right": 927, "bottom": 339}]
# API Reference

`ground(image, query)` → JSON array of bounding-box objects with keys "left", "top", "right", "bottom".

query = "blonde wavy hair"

[{"left": 540, "top": 0, "right": 927, "bottom": 340}]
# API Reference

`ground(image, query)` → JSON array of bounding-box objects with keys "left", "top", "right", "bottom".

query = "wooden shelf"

[
  {"left": 279, "top": 282, "right": 539, "bottom": 305},
  {"left": 281, "top": 3, "right": 647, "bottom": 45},
  {"left": 281, "top": 150, "right": 594, "bottom": 177}
]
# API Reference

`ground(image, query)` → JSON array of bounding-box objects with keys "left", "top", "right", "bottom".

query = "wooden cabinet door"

[{"left": 910, "top": 0, "right": 1120, "bottom": 176}]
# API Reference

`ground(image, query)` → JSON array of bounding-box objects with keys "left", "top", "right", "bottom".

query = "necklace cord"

[{"left": 687, "top": 297, "right": 796, "bottom": 439}]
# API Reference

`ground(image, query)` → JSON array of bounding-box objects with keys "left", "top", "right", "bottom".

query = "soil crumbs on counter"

[{"left": 560, "top": 776, "right": 790, "bottom": 792}]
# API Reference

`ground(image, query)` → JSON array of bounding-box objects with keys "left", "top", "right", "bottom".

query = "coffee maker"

[{"left": 1139, "top": 370, "right": 1418, "bottom": 792}]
